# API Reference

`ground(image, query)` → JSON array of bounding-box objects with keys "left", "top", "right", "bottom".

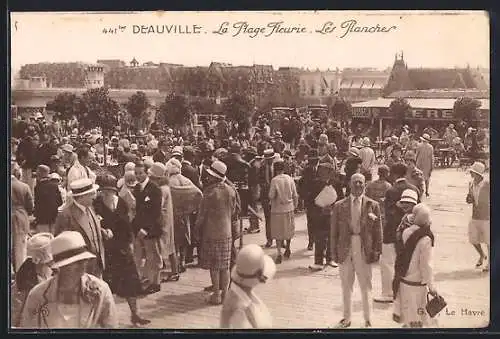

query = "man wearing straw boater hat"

[
  {"left": 466, "top": 161, "right": 490, "bottom": 272},
  {"left": 55, "top": 178, "right": 112, "bottom": 278},
  {"left": 19, "top": 231, "right": 118, "bottom": 328}
]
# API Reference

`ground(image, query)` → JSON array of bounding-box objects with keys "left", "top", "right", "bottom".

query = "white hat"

[
  {"left": 171, "top": 146, "right": 183, "bottom": 157},
  {"left": 61, "top": 144, "right": 74, "bottom": 153},
  {"left": 205, "top": 160, "right": 227, "bottom": 180},
  {"left": 124, "top": 162, "right": 136, "bottom": 172},
  {"left": 420, "top": 133, "right": 431, "bottom": 142},
  {"left": 49, "top": 172, "right": 62, "bottom": 182},
  {"left": 398, "top": 189, "right": 418, "bottom": 205},
  {"left": 165, "top": 158, "right": 182, "bottom": 175},
  {"left": 130, "top": 143, "right": 138, "bottom": 151},
  {"left": 231, "top": 244, "right": 276, "bottom": 288},
  {"left": 69, "top": 178, "right": 99, "bottom": 197},
  {"left": 349, "top": 147, "right": 360, "bottom": 157},
  {"left": 413, "top": 203, "right": 432, "bottom": 226},
  {"left": 469, "top": 161, "right": 486, "bottom": 177},
  {"left": 51, "top": 231, "right": 96, "bottom": 269},
  {"left": 263, "top": 149, "right": 276, "bottom": 159},
  {"left": 123, "top": 170, "right": 138, "bottom": 187},
  {"left": 27, "top": 232, "right": 54, "bottom": 265}
]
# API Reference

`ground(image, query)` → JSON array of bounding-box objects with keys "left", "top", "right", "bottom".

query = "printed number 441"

[{"left": 102, "top": 28, "right": 117, "bottom": 34}]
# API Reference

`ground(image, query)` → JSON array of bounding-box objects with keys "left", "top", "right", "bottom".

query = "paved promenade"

[{"left": 114, "top": 168, "right": 489, "bottom": 329}]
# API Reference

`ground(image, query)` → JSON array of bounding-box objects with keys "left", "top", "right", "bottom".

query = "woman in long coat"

[
  {"left": 166, "top": 158, "right": 203, "bottom": 273},
  {"left": 269, "top": 160, "right": 298, "bottom": 264},
  {"left": 93, "top": 174, "right": 150, "bottom": 326},
  {"left": 393, "top": 204, "right": 438, "bottom": 328},
  {"left": 148, "top": 162, "right": 179, "bottom": 282}
]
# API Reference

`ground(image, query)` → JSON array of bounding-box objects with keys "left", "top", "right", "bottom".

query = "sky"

[{"left": 10, "top": 11, "right": 490, "bottom": 75}]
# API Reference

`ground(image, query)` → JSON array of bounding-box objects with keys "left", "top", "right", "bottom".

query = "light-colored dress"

[
  {"left": 416, "top": 142, "right": 434, "bottom": 180},
  {"left": 269, "top": 173, "right": 298, "bottom": 240},
  {"left": 396, "top": 225, "right": 434, "bottom": 327},
  {"left": 220, "top": 283, "right": 272, "bottom": 328}
]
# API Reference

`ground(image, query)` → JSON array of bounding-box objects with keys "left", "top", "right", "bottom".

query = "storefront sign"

[{"left": 352, "top": 106, "right": 488, "bottom": 121}]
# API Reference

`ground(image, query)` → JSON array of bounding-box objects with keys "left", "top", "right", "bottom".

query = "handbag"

[
  {"left": 426, "top": 292, "right": 447, "bottom": 318},
  {"left": 314, "top": 184, "right": 337, "bottom": 208}
]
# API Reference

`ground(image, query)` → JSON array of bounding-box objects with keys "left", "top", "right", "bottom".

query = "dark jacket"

[
  {"left": 384, "top": 178, "right": 419, "bottom": 244},
  {"left": 225, "top": 153, "right": 251, "bottom": 190},
  {"left": 34, "top": 178, "right": 62, "bottom": 224},
  {"left": 133, "top": 180, "right": 163, "bottom": 238},
  {"left": 152, "top": 150, "right": 168, "bottom": 164},
  {"left": 182, "top": 160, "right": 201, "bottom": 189},
  {"left": 16, "top": 138, "right": 38, "bottom": 170},
  {"left": 466, "top": 179, "right": 490, "bottom": 221},
  {"left": 298, "top": 164, "right": 318, "bottom": 208}
]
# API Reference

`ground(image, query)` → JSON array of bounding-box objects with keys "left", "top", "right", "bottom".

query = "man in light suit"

[
  {"left": 331, "top": 173, "right": 382, "bottom": 328},
  {"left": 55, "top": 178, "right": 112, "bottom": 278}
]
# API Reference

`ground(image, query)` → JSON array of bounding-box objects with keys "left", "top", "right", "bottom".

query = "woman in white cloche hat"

[
  {"left": 19, "top": 231, "right": 118, "bottom": 328},
  {"left": 220, "top": 244, "right": 276, "bottom": 328}
]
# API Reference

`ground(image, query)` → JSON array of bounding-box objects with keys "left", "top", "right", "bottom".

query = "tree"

[
  {"left": 126, "top": 91, "right": 150, "bottom": 131},
  {"left": 388, "top": 97, "right": 412, "bottom": 124},
  {"left": 331, "top": 97, "right": 352, "bottom": 121},
  {"left": 78, "top": 87, "right": 120, "bottom": 135},
  {"left": 453, "top": 97, "right": 482, "bottom": 124},
  {"left": 158, "top": 93, "right": 191, "bottom": 127},
  {"left": 46, "top": 92, "right": 81, "bottom": 122},
  {"left": 222, "top": 92, "right": 254, "bottom": 124}
]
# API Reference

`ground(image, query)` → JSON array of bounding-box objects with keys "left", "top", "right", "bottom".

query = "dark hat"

[
  {"left": 96, "top": 174, "right": 118, "bottom": 192},
  {"left": 283, "top": 150, "right": 293, "bottom": 157},
  {"left": 230, "top": 142, "right": 241, "bottom": 154},
  {"left": 246, "top": 146, "right": 258, "bottom": 157},
  {"left": 183, "top": 145, "right": 195, "bottom": 157}
]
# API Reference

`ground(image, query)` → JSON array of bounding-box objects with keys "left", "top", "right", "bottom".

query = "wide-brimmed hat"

[
  {"left": 263, "top": 149, "right": 276, "bottom": 159},
  {"left": 148, "top": 162, "right": 167, "bottom": 178},
  {"left": 349, "top": 147, "right": 360, "bottom": 157},
  {"left": 231, "top": 244, "right": 276, "bottom": 288},
  {"left": 171, "top": 146, "right": 183, "bottom": 158},
  {"left": 69, "top": 178, "right": 99, "bottom": 197},
  {"left": 420, "top": 133, "right": 431, "bottom": 142},
  {"left": 61, "top": 144, "right": 74, "bottom": 153},
  {"left": 27, "top": 232, "right": 54, "bottom": 265},
  {"left": 469, "top": 162, "right": 486, "bottom": 177},
  {"left": 397, "top": 189, "right": 418, "bottom": 206},
  {"left": 49, "top": 172, "right": 62, "bottom": 183},
  {"left": 97, "top": 174, "right": 118, "bottom": 192},
  {"left": 51, "top": 231, "right": 96, "bottom": 269},
  {"left": 205, "top": 160, "right": 227, "bottom": 180}
]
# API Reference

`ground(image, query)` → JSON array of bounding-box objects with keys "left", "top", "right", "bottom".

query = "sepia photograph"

[{"left": 9, "top": 10, "right": 489, "bottom": 329}]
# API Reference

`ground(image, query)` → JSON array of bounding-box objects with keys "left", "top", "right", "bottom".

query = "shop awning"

[{"left": 352, "top": 98, "right": 490, "bottom": 110}]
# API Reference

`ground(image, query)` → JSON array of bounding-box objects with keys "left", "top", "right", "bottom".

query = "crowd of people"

[{"left": 10, "top": 110, "right": 489, "bottom": 329}]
